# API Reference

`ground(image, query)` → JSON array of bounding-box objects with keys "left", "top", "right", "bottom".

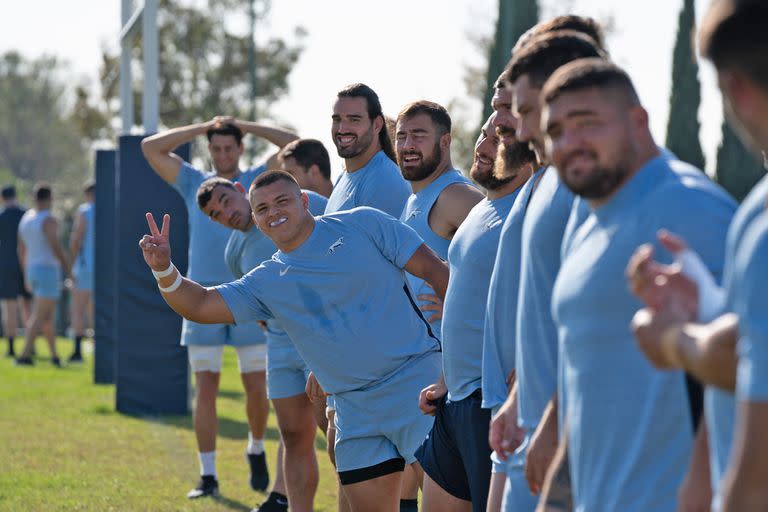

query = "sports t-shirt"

[
  {"left": 173, "top": 162, "right": 265, "bottom": 284},
  {"left": 515, "top": 167, "right": 575, "bottom": 429},
  {"left": 401, "top": 169, "right": 474, "bottom": 340},
  {"left": 324, "top": 150, "right": 409, "bottom": 217},
  {"left": 553, "top": 156, "right": 734, "bottom": 511},
  {"left": 481, "top": 168, "right": 545, "bottom": 411},
  {"left": 217, "top": 207, "right": 439, "bottom": 394},
  {"left": 442, "top": 191, "right": 518, "bottom": 401}
]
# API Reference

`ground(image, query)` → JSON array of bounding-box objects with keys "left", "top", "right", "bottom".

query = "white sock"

[
  {"left": 247, "top": 432, "right": 264, "bottom": 455},
  {"left": 199, "top": 451, "right": 217, "bottom": 477}
]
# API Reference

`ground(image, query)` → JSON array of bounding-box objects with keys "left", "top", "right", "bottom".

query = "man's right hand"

[
  {"left": 418, "top": 380, "right": 447, "bottom": 415},
  {"left": 489, "top": 390, "right": 526, "bottom": 461},
  {"left": 139, "top": 213, "right": 172, "bottom": 272}
]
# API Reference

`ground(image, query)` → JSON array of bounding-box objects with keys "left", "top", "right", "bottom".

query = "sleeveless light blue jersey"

[
  {"left": 401, "top": 169, "right": 474, "bottom": 340},
  {"left": 224, "top": 191, "right": 328, "bottom": 349},
  {"left": 553, "top": 156, "right": 734, "bottom": 512},
  {"left": 75, "top": 202, "right": 95, "bottom": 272},
  {"left": 18, "top": 209, "right": 58, "bottom": 268},
  {"left": 324, "top": 150, "right": 410, "bottom": 217},
  {"left": 173, "top": 162, "right": 265, "bottom": 284},
  {"left": 481, "top": 168, "right": 545, "bottom": 411},
  {"left": 515, "top": 167, "right": 575, "bottom": 429},
  {"left": 217, "top": 207, "right": 439, "bottom": 394},
  {"left": 442, "top": 191, "right": 519, "bottom": 401}
]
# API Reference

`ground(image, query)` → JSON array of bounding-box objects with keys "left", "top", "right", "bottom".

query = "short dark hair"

[
  {"left": 337, "top": 83, "right": 396, "bottom": 162},
  {"left": 279, "top": 139, "right": 332, "bottom": 179},
  {"left": 1, "top": 184, "right": 16, "bottom": 200},
  {"left": 542, "top": 58, "right": 640, "bottom": 106},
  {"left": 206, "top": 122, "right": 244, "bottom": 145},
  {"left": 507, "top": 30, "right": 606, "bottom": 89},
  {"left": 514, "top": 15, "right": 607, "bottom": 55},
  {"left": 250, "top": 170, "right": 300, "bottom": 195},
  {"left": 33, "top": 182, "right": 52, "bottom": 202},
  {"left": 494, "top": 71, "right": 509, "bottom": 90},
  {"left": 196, "top": 177, "right": 236, "bottom": 210},
  {"left": 84, "top": 179, "right": 96, "bottom": 195},
  {"left": 699, "top": 0, "right": 768, "bottom": 91},
  {"left": 396, "top": 100, "right": 452, "bottom": 137}
]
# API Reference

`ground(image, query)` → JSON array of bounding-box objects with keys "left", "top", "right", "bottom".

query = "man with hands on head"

[
  {"left": 140, "top": 170, "right": 449, "bottom": 512},
  {"left": 141, "top": 116, "right": 298, "bottom": 499}
]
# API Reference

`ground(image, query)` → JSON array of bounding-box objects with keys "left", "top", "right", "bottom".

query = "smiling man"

[
  {"left": 543, "top": 58, "right": 734, "bottom": 512},
  {"left": 140, "top": 170, "right": 449, "bottom": 512},
  {"left": 396, "top": 100, "right": 482, "bottom": 338},
  {"left": 141, "top": 116, "right": 298, "bottom": 500},
  {"left": 196, "top": 176, "right": 327, "bottom": 512}
]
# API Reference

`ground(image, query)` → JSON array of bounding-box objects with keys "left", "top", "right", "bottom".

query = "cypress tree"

[
  {"left": 715, "top": 119, "right": 767, "bottom": 202},
  {"left": 665, "top": 0, "right": 706, "bottom": 170},
  {"left": 481, "top": 0, "right": 538, "bottom": 122}
]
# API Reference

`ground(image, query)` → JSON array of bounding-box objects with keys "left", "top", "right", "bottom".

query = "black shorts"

[
  {"left": 0, "top": 264, "right": 28, "bottom": 299},
  {"left": 415, "top": 390, "right": 492, "bottom": 511}
]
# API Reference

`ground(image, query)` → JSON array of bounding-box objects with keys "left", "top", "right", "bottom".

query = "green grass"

[{"left": 0, "top": 338, "right": 339, "bottom": 511}]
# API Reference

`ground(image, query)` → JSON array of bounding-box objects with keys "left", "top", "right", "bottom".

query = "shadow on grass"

[
  {"left": 142, "top": 414, "right": 281, "bottom": 442},
  {"left": 214, "top": 494, "right": 254, "bottom": 511},
  {"left": 217, "top": 389, "right": 244, "bottom": 400}
]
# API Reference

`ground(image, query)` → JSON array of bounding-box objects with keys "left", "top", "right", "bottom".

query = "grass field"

[{"left": 0, "top": 338, "right": 339, "bottom": 511}]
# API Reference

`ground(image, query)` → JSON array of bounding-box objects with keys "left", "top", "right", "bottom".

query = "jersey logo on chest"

[{"left": 328, "top": 237, "right": 344, "bottom": 254}]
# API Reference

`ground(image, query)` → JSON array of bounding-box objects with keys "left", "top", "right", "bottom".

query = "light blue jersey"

[
  {"left": 735, "top": 211, "right": 768, "bottom": 401},
  {"left": 481, "top": 168, "right": 545, "bottom": 412},
  {"left": 75, "top": 202, "right": 95, "bottom": 272},
  {"left": 442, "top": 191, "right": 519, "bottom": 401},
  {"left": 324, "top": 150, "right": 410, "bottom": 218},
  {"left": 515, "top": 167, "right": 575, "bottom": 429},
  {"left": 173, "top": 162, "right": 265, "bottom": 284},
  {"left": 553, "top": 156, "right": 734, "bottom": 512},
  {"left": 705, "top": 174, "right": 768, "bottom": 506},
  {"left": 217, "top": 207, "right": 439, "bottom": 395},
  {"left": 401, "top": 169, "right": 474, "bottom": 340}
]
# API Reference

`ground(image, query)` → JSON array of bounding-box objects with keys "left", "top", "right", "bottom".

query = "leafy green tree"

[
  {"left": 665, "top": 0, "right": 705, "bottom": 169},
  {"left": 98, "top": 0, "right": 304, "bottom": 161},
  {"left": 0, "top": 52, "right": 89, "bottom": 199},
  {"left": 716, "top": 119, "right": 766, "bottom": 202}
]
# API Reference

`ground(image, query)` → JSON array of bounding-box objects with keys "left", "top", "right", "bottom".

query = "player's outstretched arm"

[
  {"left": 141, "top": 119, "right": 219, "bottom": 184},
  {"left": 139, "top": 212, "right": 234, "bottom": 325},
  {"left": 404, "top": 244, "right": 449, "bottom": 300}
]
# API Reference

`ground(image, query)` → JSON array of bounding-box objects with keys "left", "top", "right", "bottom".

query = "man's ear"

[{"left": 373, "top": 115, "right": 384, "bottom": 135}]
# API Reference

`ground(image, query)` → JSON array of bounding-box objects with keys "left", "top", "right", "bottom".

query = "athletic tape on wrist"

[
  {"left": 677, "top": 249, "right": 726, "bottom": 322},
  {"left": 158, "top": 271, "right": 183, "bottom": 293},
  {"left": 152, "top": 262, "right": 176, "bottom": 279}
]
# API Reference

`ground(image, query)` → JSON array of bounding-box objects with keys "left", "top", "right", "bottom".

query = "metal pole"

[
  {"left": 120, "top": 0, "right": 134, "bottom": 133},
  {"left": 142, "top": 0, "right": 159, "bottom": 133},
  {"left": 248, "top": 0, "right": 257, "bottom": 160}
]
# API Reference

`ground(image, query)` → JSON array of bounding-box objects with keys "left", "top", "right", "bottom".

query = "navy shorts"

[
  {"left": 415, "top": 389, "right": 492, "bottom": 510},
  {"left": 0, "top": 264, "right": 28, "bottom": 299}
]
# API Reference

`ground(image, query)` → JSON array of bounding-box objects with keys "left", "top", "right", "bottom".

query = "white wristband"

[
  {"left": 158, "top": 271, "right": 183, "bottom": 293},
  {"left": 677, "top": 249, "right": 726, "bottom": 322},
  {"left": 152, "top": 262, "right": 176, "bottom": 280}
]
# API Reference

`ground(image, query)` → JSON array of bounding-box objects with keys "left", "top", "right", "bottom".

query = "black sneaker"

[
  {"left": 14, "top": 357, "right": 34, "bottom": 366},
  {"left": 246, "top": 452, "right": 269, "bottom": 491},
  {"left": 253, "top": 491, "right": 288, "bottom": 512},
  {"left": 187, "top": 475, "right": 219, "bottom": 499},
  {"left": 51, "top": 357, "right": 62, "bottom": 368},
  {"left": 68, "top": 352, "right": 84, "bottom": 363}
]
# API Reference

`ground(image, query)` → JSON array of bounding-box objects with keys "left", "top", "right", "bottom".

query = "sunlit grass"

[{"left": 0, "top": 338, "right": 338, "bottom": 511}]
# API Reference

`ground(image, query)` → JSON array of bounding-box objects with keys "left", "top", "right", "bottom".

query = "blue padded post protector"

[
  {"left": 94, "top": 149, "right": 117, "bottom": 384},
  {"left": 114, "top": 135, "right": 190, "bottom": 415}
]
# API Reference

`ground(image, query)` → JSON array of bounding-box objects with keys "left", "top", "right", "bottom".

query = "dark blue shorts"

[
  {"left": 0, "top": 263, "right": 28, "bottom": 299},
  {"left": 415, "top": 390, "right": 492, "bottom": 510}
]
